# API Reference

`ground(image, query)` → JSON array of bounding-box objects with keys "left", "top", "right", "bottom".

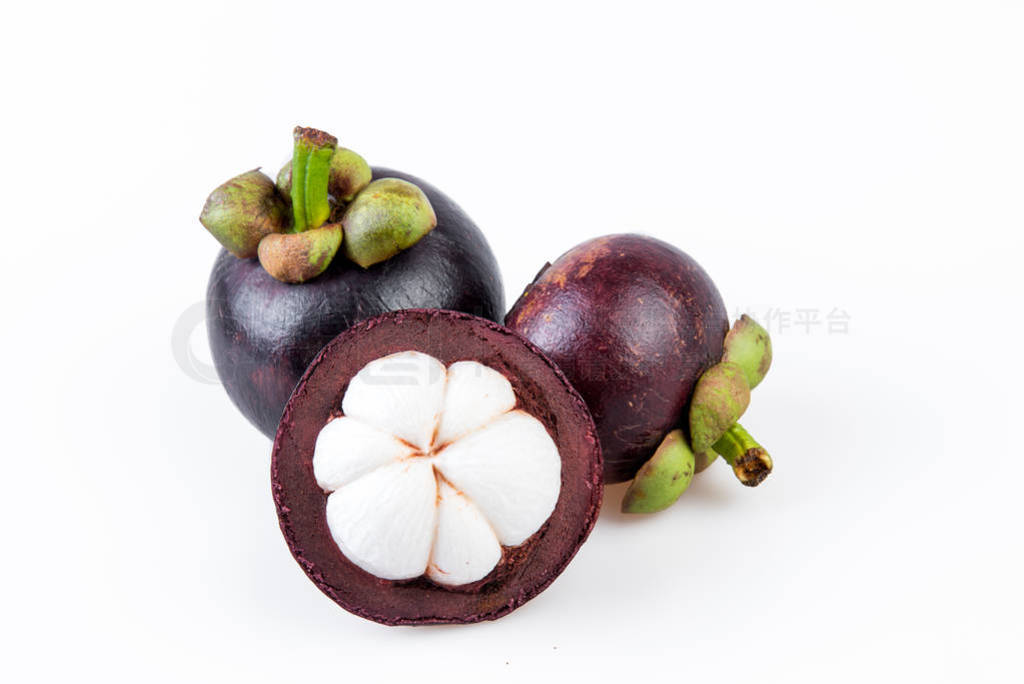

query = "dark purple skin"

[
  {"left": 506, "top": 234, "right": 729, "bottom": 484},
  {"left": 207, "top": 168, "right": 505, "bottom": 438},
  {"left": 272, "top": 309, "right": 603, "bottom": 625}
]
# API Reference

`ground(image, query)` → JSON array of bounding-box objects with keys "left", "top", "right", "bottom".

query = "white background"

[{"left": 3, "top": 1, "right": 1021, "bottom": 681}]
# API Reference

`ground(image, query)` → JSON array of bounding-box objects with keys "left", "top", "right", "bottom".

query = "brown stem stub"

[
  {"left": 294, "top": 126, "right": 338, "bottom": 148},
  {"left": 732, "top": 448, "right": 773, "bottom": 487}
]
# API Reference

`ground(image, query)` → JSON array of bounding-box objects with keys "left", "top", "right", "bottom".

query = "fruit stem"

[
  {"left": 712, "top": 423, "right": 773, "bottom": 487},
  {"left": 290, "top": 126, "right": 337, "bottom": 232}
]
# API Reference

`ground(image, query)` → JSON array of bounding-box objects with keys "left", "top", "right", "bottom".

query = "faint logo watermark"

[
  {"left": 172, "top": 301, "right": 853, "bottom": 386},
  {"left": 171, "top": 302, "right": 219, "bottom": 385},
  {"left": 358, "top": 354, "right": 447, "bottom": 386}
]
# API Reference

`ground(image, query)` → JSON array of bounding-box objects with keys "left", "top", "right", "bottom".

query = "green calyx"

[
  {"left": 257, "top": 223, "right": 343, "bottom": 284},
  {"left": 712, "top": 423, "right": 773, "bottom": 487},
  {"left": 694, "top": 449, "right": 718, "bottom": 473},
  {"left": 198, "top": 126, "right": 449, "bottom": 280},
  {"left": 621, "top": 430, "right": 696, "bottom": 514},
  {"left": 680, "top": 315, "right": 775, "bottom": 487},
  {"left": 689, "top": 361, "right": 751, "bottom": 453},
  {"left": 342, "top": 178, "right": 438, "bottom": 268},
  {"left": 276, "top": 146, "right": 372, "bottom": 204},
  {"left": 199, "top": 169, "right": 287, "bottom": 258},
  {"left": 723, "top": 315, "right": 773, "bottom": 389}
]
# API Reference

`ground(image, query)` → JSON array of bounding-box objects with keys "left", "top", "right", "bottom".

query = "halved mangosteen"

[{"left": 272, "top": 309, "right": 603, "bottom": 625}]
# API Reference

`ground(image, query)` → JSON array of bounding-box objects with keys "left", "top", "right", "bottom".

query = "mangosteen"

[
  {"left": 272, "top": 309, "right": 603, "bottom": 625},
  {"left": 506, "top": 234, "right": 729, "bottom": 483},
  {"left": 506, "top": 234, "right": 775, "bottom": 506},
  {"left": 202, "top": 127, "right": 505, "bottom": 438}
]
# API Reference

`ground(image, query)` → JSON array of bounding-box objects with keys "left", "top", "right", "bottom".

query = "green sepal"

[
  {"left": 256, "top": 223, "right": 343, "bottom": 283},
  {"left": 689, "top": 361, "right": 751, "bottom": 453},
  {"left": 621, "top": 430, "right": 696, "bottom": 514},
  {"left": 199, "top": 169, "right": 287, "bottom": 258},
  {"left": 723, "top": 315, "right": 772, "bottom": 389},
  {"left": 341, "top": 178, "right": 437, "bottom": 268}
]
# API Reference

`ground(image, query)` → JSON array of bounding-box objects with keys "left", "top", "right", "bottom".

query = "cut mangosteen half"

[{"left": 272, "top": 309, "right": 603, "bottom": 625}]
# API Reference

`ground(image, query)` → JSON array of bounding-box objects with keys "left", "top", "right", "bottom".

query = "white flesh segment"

[
  {"left": 313, "top": 417, "right": 417, "bottom": 492},
  {"left": 434, "top": 360, "right": 516, "bottom": 446},
  {"left": 427, "top": 479, "right": 502, "bottom": 586},
  {"left": 341, "top": 351, "right": 447, "bottom": 451},
  {"left": 324, "top": 459, "right": 437, "bottom": 580},
  {"left": 434, "top": 410, "right": 561, "bottom": 546}
]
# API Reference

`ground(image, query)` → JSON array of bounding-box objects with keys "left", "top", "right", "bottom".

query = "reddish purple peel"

[
  {"left": 506, "top": 234, "right": 729, "bottom": 483},
  {"left": 271, "top": 309, "right": 603, "bottom": 625}
]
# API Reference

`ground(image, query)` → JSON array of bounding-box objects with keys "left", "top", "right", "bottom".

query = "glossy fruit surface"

[{"left": 506, "top": 234, "right": 728, "bottom": 483}]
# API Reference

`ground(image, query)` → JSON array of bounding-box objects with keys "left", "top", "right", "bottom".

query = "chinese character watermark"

[
  {"left": 172, "top": 302, "right": 853, "bottom": 386},
  {"left": 733, "top": 307, "right": 851, "bottom": 335}
]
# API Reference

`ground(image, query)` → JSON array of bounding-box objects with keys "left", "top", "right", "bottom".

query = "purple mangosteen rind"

[
  {"left": 271, "top": 309, "right": 604, "bottom": 626},
  {"left": 207, "top": 167, "right": 506, "bottom": 439},
  {"left": 506, "top": 234, "right": 730, "bottom": 484}
]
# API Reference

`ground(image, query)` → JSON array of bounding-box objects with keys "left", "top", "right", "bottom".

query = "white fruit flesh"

[
  {"left": 427, "top": 480, "right": 502, "bottom": 585},
  {"left": 341, "top": 352, "right": 447, "bottom": 451},
  {"left": 314, "top": 351, "right": 561, "bottom": 586},
  {"left": 313, "top": 418, "right": 415, "bottom": 491},
  {"left": 325, "top": 459, "right": 437, "bottom": 580},
  {"left": 435, "top": 360, "right": 516, "bottom": 446},
  {"left": 434, "top": 411, "right": 562, "bottom": 546}
]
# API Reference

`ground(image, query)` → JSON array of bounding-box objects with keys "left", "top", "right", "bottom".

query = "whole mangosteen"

[
  {"left": 506, "top": 234, "right": 729, "bottom": 483},
  {"left": 201, "top": 127, "right": 505, "bottom": 438},
  {"left": 506, "top": 234, "right": 775, "bottom": 503},
  {"left": 272, "top": 309, "right": 603, "bottom": 625}
]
